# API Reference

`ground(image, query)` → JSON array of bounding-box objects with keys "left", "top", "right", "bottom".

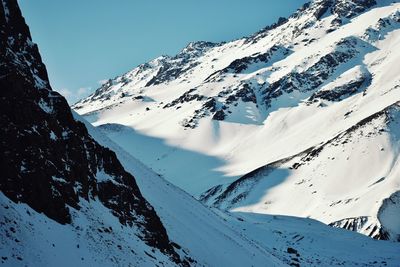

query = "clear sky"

[{"left": 18, "top": 0, "right": 308, "bottom": 104}]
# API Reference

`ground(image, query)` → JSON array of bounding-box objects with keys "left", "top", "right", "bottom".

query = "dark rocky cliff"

[{"left": 0, "top": 0, "right": 188, "bottom": 264}]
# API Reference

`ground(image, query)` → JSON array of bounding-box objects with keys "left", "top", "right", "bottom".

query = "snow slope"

[
  {"left": 0, "top": 193, "right": 188, "bottom": 267},
  {"left": 77, "top": 112, "right": 400, "bottom": 267},
  {"left": 74, "top": 0, "right": 400, "bottom": 240},
  {"left": 202, "top": 102, "right": 400, "bottom": 241},
  {"left": 75, "top": 112, "right": 284, "bottom": 267}
]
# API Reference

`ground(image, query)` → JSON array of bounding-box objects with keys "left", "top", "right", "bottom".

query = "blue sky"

[{"left": 19, "top": 0, "right": 308, "bottom": 104}]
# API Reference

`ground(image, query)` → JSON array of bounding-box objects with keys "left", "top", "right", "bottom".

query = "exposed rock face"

[
  {"left": 331, "top": 0, "right": 376, "bottom": 19},
  {"left": 145, "top": 41, "right": 217, "bottom": 87},
  {"left": 262, "top": 37, "right": 369, "bottom": 108},
  {"left": 308, "top": 68, "right": 371, "bottom": 102},
  {"left": 0, "top": 0, "right": 187, "bottom": 264},
  {"left": 377, "top": 191, "right": 400, "bottom": 241},
  {"left": 312, "top": 0, "right": 377, "bottom": 20},
  {"left": 205, "top": 45, "right": 291, "bottom": 81},
  {"left": 329, "top": 216, "right": 389, "bottom": 240}
]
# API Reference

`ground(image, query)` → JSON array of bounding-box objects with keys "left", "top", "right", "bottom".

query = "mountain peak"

[{"left": 1, "top": 0, "right": 49, "bottom": 90}]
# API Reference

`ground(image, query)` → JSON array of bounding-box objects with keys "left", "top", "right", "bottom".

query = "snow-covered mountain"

[
  {"left": 2, "top": 0, "right": 400, "bottom": 266},
  {"left": 74, "top": 0, "right": 400, "bottom": 242}
]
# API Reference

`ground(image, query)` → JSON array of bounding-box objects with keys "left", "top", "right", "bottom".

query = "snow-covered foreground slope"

[
  {"left": 4, "top": 110, "right": 399, "bottom": 267},
  {"left": 75, "top": 113, "right": 284, "bottom": 267},
  {"left": 0, "top": 193, "right": 187, "bottom": 267},
  {"left": 77, "top": 113, "right": 400, "bottom": 267},
  {"left": 220, "top": 211, "right": 400, "bottom": 267},
  {"left": 74, "top": 0, "right": 400, "bottom": 240}
]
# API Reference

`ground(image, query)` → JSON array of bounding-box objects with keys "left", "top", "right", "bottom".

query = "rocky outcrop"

[
  {"left": 262, "top": 37, "right": 369, "bottom": 108},
  {"left": 312, "top": 0, "right": 377, "bottom": 20},
  {"left": 145, "top": 41, "right": 217, "bottom": 87},
  {"left": 329, "top": 216, "right": 389, "bottom": 240},
  {"left": 377, "top": 191, "right": 400, "bottom": 241},
  {"left": 332, "top": 0, "right": 376, "bottom": 19},
  {"left": 205, "top": 45, "right": 291, "bottom": 82}
]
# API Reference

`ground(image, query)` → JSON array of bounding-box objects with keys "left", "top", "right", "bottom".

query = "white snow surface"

[
  {"left": 0, "top": 193, "right": 179, "bottom": 267},
  {"left": 2, "top": 112, "right": 399, "bottom": 266},
  {"left": 74, "top": 112, "right": 284, "bottom": 267},
  {"left": 79, "top": 112, "right": 400, "bottom": 266}
]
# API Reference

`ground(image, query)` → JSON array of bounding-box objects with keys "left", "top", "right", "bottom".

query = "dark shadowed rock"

[
  {"left": 0, "top": 0, "right": 190, "bottom": 265},
  {"left": 212, "top": 110, "right": 226, "bottom": 121}
]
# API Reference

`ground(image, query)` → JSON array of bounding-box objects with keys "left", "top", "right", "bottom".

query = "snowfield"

[
  {"left": 2, "top": 112, "right": 399, "bottom": 266},
  {"left": 78, "top": 112, "right": 400, "bottom": 266}
]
